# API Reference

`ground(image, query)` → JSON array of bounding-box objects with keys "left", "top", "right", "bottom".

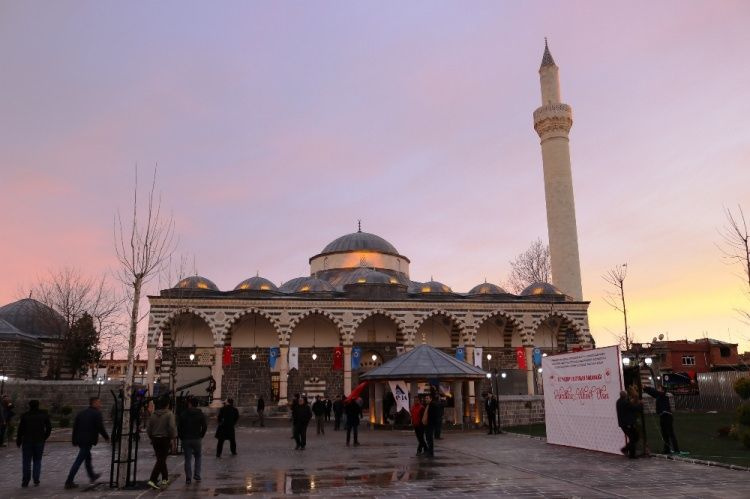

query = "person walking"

[
  {"left": 332, "top": 395, "right": 344, "bottom": 431},
  {"left": 344, "top": 397, "right": 362, "bottom": 447},
  {"left": 178, "top": 397, "right": 207, "bottom": 485},
  {"left": 291, "top": 396, "right": 312, "bottom": 450},
  {"left": 215, "top": 398, "right": 240, "bottom": 457},
  {"left": 16, "top": 400, "right": 52, "bottom": 487},
  {"left": 324, "top": 397, "right": 332, "bottom": 422},
  {"left": 616, "top": 390, "right": 641, "bottom": 459},
  {"left": 410, "top": 395, "right": 426, "bottom": 456},
  {"left": 433, "top": 394, "right": 445, "bottom": 439},
  {"left": 0, "top": 394, "right": 15, "bottom": 447},
  {"left": 312, "top": 396, "right": 326, "bottom": 435},
  {"left": 64, "top": 397, "right": 109, "bottom": 489},
  {"left": 146, "top": 397, "right": 177, "bottom": 490},
  {"left": 643, "top": 385, "right": 683, "bottom": 455},
  {"left": 255, "top": 396, "right": 265, "bottom": 428},
  {"left": 422, "top": 393, "right": 440, "bottom": 457},
  {"left": 485, "top": 393, "right": 498, "bottom": 435}
]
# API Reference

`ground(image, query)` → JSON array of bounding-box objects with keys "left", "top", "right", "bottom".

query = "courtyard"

[{"left": 1, "top": 421, "right": 748, "bottom": 498}]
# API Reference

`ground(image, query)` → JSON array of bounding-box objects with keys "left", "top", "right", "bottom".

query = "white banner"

[
  {"left": 542, "top": 346, "right": 625, "bottom": 454},
  {"left": 289, "top": 347, "right": 299, "bottom": 371},
  {"left": 388, "top": 380, "right": 410, "bottom": 413},
  {"left": 473, "top": 347, "right": 483, "bottom": 368}
]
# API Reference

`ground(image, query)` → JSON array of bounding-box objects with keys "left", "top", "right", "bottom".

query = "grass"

[{"left": 506, "top": 411, "right": 750, "bottom": 468}]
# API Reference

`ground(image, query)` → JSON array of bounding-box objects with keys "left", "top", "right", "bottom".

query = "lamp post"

[
  {"left": 622, "top": 344, "right": 652, "bottom": 456},
  {"left": 0, "top": 374, "right": 8, "bottom": 395},
  {"left": 96, "top": 378, "right": 104, "bottom": 397}
]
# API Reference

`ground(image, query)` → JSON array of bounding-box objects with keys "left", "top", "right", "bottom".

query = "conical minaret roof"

[{"left": 540, "top": 38, "right": 556, "bottom": 69}]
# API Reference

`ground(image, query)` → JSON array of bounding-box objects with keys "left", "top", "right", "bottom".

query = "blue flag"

[
  {"left": 269, "top": 347, "right": 280, "bottom": 369},
  {"left": 455, "top": 346, "right": 465, "bottom": 362},
  {"left": 351, "top": 346, "right": 362, "bottom": 370},
  {"left": 532, "top": 348, "right": 542, "bottom": 367}
]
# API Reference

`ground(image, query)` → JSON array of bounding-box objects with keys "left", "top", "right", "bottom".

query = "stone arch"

[
  {"left": 530, "top": 312, "right": 585, "bottom": 352},
  {"left": 288, "top": 309, "right": 344, "bottom": 347},
  {"left": 414, "top": 310, "right": 464, "bottom": 348},
  {"left": 472, "top": 311, "right": 523, "bottom": 348},
  {"left": 153, "top": 307, "right": 217, "bottom": 346},
  {"left": 350, "top": 309, "right": 406, "bottom": 345},
  {"left": 222, "top": 308, "right": 283, "bottom": 345}
]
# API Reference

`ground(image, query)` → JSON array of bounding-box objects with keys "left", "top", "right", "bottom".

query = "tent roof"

[{"left": 359, "top": 344, "right": 487, "bottom": 381}]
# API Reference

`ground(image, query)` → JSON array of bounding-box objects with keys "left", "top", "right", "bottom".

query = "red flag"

[
  {"left": 345, "top": 381, "right": 368, "bottom": 403},
  {"left": 222, "top": 345, "right": 233, "bottom": 366},
  {"left": 515, "top": 347, "right": 527, "bottom": 370},
  {"left": 332, "top": 346, "right": 344, "bottom": 370}
]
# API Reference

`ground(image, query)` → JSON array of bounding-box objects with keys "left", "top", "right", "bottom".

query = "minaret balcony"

[{"left": 533, "top": 103, "right": 573, "bottom": 138}]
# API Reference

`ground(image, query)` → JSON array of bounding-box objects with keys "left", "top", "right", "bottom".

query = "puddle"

[{"left": 214, "top": 467, "right": 438, "bottom": 495}]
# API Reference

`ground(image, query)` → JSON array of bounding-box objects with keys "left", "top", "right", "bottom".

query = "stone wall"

[
  {"left": 0, "top": 338, "right": 43, "bottom": 378},
  {"left": 2, "top": 379, "right": 122, "bottom": 421},
  {"left": 222, "top": 348, "right": 274, "bottom": 410},
  {"left": 497, "top": 395, "right": 545, "bottom": 426},
  {"left": 287, "top": 348, "right": 343, "bottom": 399}
]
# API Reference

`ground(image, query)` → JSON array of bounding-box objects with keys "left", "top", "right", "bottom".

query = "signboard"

[
  {"left": 388, "top": 381, "right": 410, "bottom": 413},
  {"left": 542, "top": 346, "right": 624, "bottom": 454}
]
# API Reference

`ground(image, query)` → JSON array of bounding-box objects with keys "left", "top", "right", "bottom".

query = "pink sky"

[{"left": 1, "top": 1, "right": 749, "bottom": 353}]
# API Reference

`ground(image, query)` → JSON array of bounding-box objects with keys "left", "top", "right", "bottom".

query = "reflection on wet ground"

[{"left": 214, "top": 466, "right": 438, "bottom": 495}]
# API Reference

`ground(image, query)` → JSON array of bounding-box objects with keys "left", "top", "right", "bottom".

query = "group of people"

[
  {"left": 290, "top": 393, "right": 363, "bottom": 450},
  {"left": 616, "top": 385, "right": 683, "bottom": 459},
  {"left": 409, "top": 392, "right": 443, "bottom": 457}
]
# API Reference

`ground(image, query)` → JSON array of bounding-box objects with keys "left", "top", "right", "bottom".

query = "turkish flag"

[
  {"left": 332, "top": 346, "right": 344, "bottom": 370},
  {"left": 222, "top": 345, "right": 233, "bottom": 366},
  {"left": 345, "top": 381, "right": 369, "bottom": 403},
  {"left": 515, "top": 347, "right": 527, "bottom": 370}
]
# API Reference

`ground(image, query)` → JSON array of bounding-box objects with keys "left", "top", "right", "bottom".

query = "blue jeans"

[
  {"left": 182, "top": 438, "right": 202, "bottom": 479},
  {"left": 22, "top": 442, "right": 45, "bottom": 485},
  {"left": 66, "top": 444, "right": 95, "bottom": 483}
]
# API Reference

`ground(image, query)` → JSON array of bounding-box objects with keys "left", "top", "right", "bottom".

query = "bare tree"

[
  {"left": 27, "top": 267, "right": 124, "bottom": 379},
  {"left": 506, "top": 239, "right": 551, "bottom": 293},
  {"left": 114, "top": 165, "right": 176, "bottom": 481},
  {"left": 603, "top": 263, "right": 630, "bottom": 350},
  {"left": 719, "top": 205, "right": 750, "bottom": 323}
]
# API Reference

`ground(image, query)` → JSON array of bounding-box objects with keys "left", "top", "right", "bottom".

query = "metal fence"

[{"left": 673, "top": 371, "right": 749, "bottom": 411}]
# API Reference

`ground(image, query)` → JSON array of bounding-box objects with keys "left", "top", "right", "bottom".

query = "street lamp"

[
  {"left": 0, "top": 374, "right": 9, "bottom": 395},
  {"left": 96, "top": 378, "right": 104, "bottom": 397}
]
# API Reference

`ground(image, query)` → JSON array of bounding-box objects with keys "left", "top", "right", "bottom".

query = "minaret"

[{"left": 533, "top": 40, "right": 583, "bottom": 300}]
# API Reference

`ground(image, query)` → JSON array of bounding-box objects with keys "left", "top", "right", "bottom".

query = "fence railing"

[{"left": 674, "top": 371, "right": 748, "bottom": 411}]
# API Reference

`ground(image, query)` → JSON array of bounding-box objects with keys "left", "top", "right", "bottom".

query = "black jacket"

[
  {"left": 485, "top": 398, "right": 498, "bottom": 414},
  {"left": 616, "top": 396, "right": 639, "bottom": 428},
  {"left": 72, "top": 407, "right": 109, "bottom": 447},
  {"left": 215, "top": 405, "right": 239, "bottom": 439},
  {"left": 292, "top": 403, "right": 312, "bottom": 426},
  {"left": 312, "top": 400, "right": 326, "bottom": 417},
  {"left": 344, "top": 400, "right": 362, "bottom": 425},
  {"left": 643, "top": 387, "right": 672, "bottom": 415},
  {"left": 333, "top": 399, "right": 344, "bottom": 416},
  {"left": 425, "top": 402, "right": 441, "bottom": 427},
  {"left": 16, "top": 409, "right": 52, "bottom": 445},
  {"left": 257, "top": 398, "right": 265, "bottom": 412},
  {"left": 178, "top": 407, "right": 207, "bottom": 440}
]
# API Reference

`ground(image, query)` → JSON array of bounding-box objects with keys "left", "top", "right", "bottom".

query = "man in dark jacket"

[
  {"left": 332, "top": 395, "right": 344, "bottom": 431},
  {"left": 16, "top": 400, "right": 52, "bottom": 487},
  {"left": 291, "top": 396, "right": 312, "bottom": 450},
  {"left": 344, "top": 397, "right": 362, "bottom": 447},
  {"left": 616, "top": 390, "right": 640, "bottom": 459},
  {"left": 422, "top": 393, "right": 440, "bottom": 457},
  {"left": 433, "top": 394, "right": 445, "bottom": 439},
  {"left": 215, "top": 398, "right": 239, "bottom": 457},
  {"left": 643, "top": 386, "right": 681, "bottom": 454},
  {"left": 65, "top": 397, "right": 109, "bottom": 489},
  {"left": 178, "top": 397, "right": 206, "bottom": 485},
  {"left": 324, "top": 397, "right": 332, "bottom": 421},
  {"left": 312, "top": 396, "right": 326, "bottom": 435},
  {"left": 484, "top": 393, "right": 498, "bottom": 435},
  {"left": 1, "top": 394, "right": 15, "bottom": 446},
  {"left": 255, "top": 396, "right": 265, "bottom": 428}
]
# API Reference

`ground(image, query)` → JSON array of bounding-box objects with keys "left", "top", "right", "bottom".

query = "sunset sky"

[{"left": 2, "top": 1, "right": 749, "bottom": 354}]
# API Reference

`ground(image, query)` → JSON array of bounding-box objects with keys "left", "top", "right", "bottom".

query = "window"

[
  {"left": 720, "top": 347, "right": 731, "bottom": 358},
  {"left": 681, "top": 355, "right": 695, "bottom": 366}
]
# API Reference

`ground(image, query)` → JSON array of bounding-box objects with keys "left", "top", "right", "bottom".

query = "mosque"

[{"left": 144, "top": 42, "right": 593, "bottom": 414}]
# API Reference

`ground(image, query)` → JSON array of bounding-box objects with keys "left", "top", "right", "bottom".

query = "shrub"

[
  {"left": 61, "top": 405, "right": 73, "bottom": 416},
  {"left": 737, "top": 402, "right": 750, "bottom": 426},
  {"left": 734, "top": 377, "right": 750, "bottom": 400}
]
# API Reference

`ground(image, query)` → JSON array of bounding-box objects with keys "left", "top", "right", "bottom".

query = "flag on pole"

[
  {"left": 473, "top": 347, "right": 483, "bottom": 367},
  {"left": 289, "top": 347, "right": 299, "bottom": 371},
  {"left": 345, "top": 381, "right": 368, "bottom": 403},
  {"left": 222, "top": 345, "right": 233, "bottom": 366},
  {"left": 351, "top": 346, "right": 362, "bottom": 369},
  {"left": 269, "top": 347, "right": 280, "bottom": 369},
  {"left": 515, "top": 346, "right": 527, "bottom": 370},
  {"left": 388, "top": 381, "right": 410, "bottom": 413},
  {"left": 332, "top": 346, "right": 344, "bottom": 370},
  {"left": 455, "top": 346, "right": 465, "bottom": 362},
  {"left": 532, "top": 348, "right": 542, "bottom": 366}
]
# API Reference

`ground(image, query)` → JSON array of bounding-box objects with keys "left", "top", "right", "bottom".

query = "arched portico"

[{"left": 287, "top": 312, "right": 343, "bottom": 401}]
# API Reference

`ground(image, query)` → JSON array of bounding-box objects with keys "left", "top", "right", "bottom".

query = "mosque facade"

[{"left": 144, "top": 42, "right": 592, "bottom": 411}]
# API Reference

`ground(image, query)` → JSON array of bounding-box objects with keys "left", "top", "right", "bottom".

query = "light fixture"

[
  {"left": 189, "top": 352, "right": 196, "bottom": 361},
  {"left": 656, "top": 375, "right": 661, "bottom": 380},
  {"left": 644, "top": 357, "right": 653, "bottom": 366},
  {"left": 251, "top": 352, "right": 257, "bottom": 361},
  {"left": 107, "top": 377, "right": 111, "bottom": 381},
  {"left": 622, "top": 357, "right": 631, "bottom": 366},
  {"left": 542, "top": 353, "right": 548, "bottom": 358},
  {"left": 501, "top": 372, "right": 507, "bottom": 379},
  {"left": 486, "top": 372, "right": 492, "bottom": 379},
  {"left": 486, "top": 353, "right": 492, "bottom": 360},
  {"left": 371, "top": 354, "right": 378, "bottom": 362},
  {"left": 537, "top": 368, "right": 543, "bottom": 373},
  {"left": 312, "top": 352, "right": 318, "bottom": 361}
]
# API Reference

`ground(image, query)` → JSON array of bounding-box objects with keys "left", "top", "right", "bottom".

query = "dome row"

[{"left": 173, "top": 275, "right": 566, "bottom": 297}]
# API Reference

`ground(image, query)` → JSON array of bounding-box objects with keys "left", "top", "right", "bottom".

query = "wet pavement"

[{"left": 1, "top": 422, "right": 748, "bottom": 498}]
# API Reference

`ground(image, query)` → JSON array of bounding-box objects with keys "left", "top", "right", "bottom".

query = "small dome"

[
  {"left": 520, "top": 282, "right": 565, "bottom": 297},
  {"left": 343, "top": 268, "right": 398, "bottom": 286},
  {"left": 417, "top": 280, "right": 452, "bottom": 294},
  {"left": 234, "top": 276, "right": 278, "bottom": 291},
  {"left": 0, "top": 298, "right": 67, "bottom": 338},
  {"left": 468, "top": 282, "right": 508, "bottom": 295},
  {"left": 174, "top": 275, "right": 219, "bottom": 291},
  {"left": 280, "top": 276, "right": 335, "bottom": 293},
  {"left": 321, "top": 231, "right": 399, "bottom": 255}
]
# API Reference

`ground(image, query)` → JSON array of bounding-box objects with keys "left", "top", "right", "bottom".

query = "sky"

[{"left": 1, "top": 1, "right": 749, "bottom": 354}]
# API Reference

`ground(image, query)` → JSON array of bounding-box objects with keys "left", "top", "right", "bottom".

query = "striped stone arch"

[
  {"left": 468, "top": 310, "right": 523, "bottom": 346},
  {"left": 221, "top": 308, "right": 283, "bottom": 345},
  {"left": 150, "top": 307, "right": 218, "bottom": 345},
  {"left": 348, "top": 309, "right": 407, "bottom": 344},
  {"left": 412, "top": 309, "right": 467, "bottom": 346},
  {"left": 285, "top": 308, "right": 345, "bottom": 345},
  {"left": 529, "top": 311, "right": 587, "bottom": 346}
]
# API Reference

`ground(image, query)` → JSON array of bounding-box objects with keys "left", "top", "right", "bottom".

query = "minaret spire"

[{"left": 540, "top": 37, "right": 556, "bottom": 68}]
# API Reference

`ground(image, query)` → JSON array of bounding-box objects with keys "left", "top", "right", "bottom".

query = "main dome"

[{"left": 320, "top": 232, "right": 400, "bottom": 256}]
